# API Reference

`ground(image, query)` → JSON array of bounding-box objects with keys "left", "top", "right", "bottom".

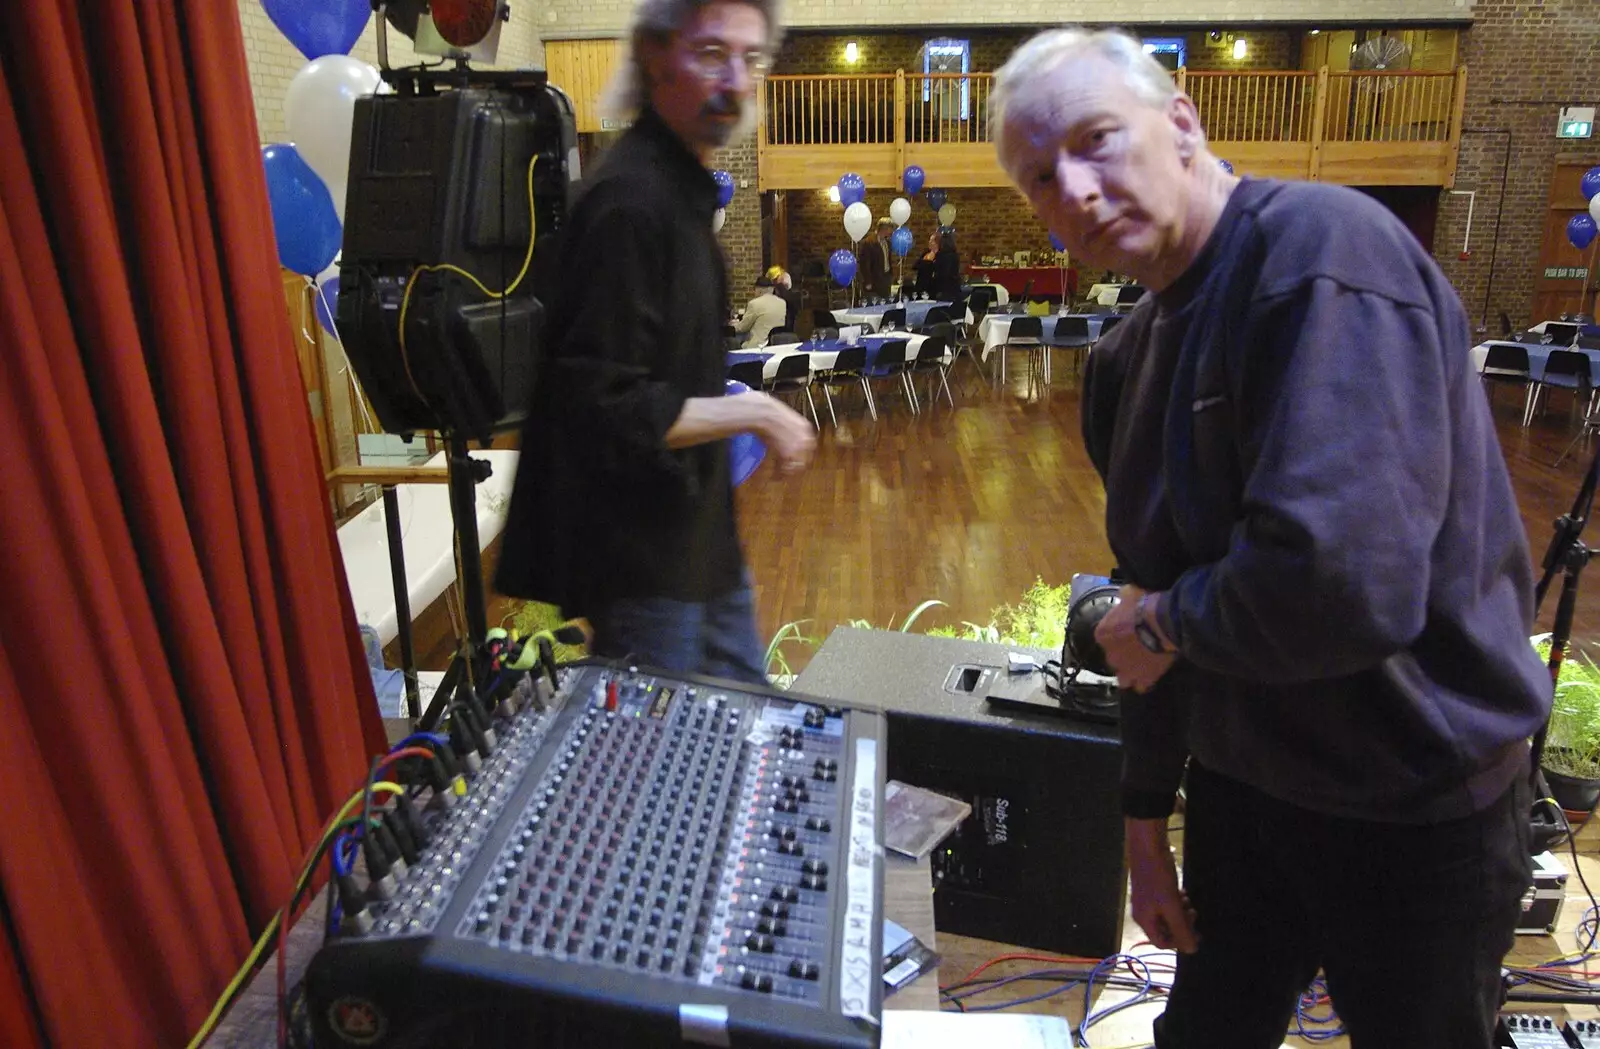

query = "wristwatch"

[{"left": 1133, "top": 594, "right": 1174, "bottom": 654}]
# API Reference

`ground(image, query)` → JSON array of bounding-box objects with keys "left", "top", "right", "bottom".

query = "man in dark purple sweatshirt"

[{"left": 993, "top": 28, "right": 1552, "bottom": 1049}]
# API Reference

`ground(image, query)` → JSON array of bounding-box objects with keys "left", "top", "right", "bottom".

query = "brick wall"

[
  {"left": 773, "top": 28, "right": 1296, "bottom": 77},
  {"left": 536, "top": 0, "right": 1469, "bottom": 36},
  {"left": 1433, "top": 0, "right": 1600, "bottom": 332}
]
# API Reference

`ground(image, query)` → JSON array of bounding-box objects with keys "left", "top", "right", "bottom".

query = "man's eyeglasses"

[{"left": 687, "top": 43, "right": 771, "bottom": 80}]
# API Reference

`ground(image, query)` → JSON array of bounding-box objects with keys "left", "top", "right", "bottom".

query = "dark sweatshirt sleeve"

[
  {"left": 543, "top": 192, "right": 692, "bottom": 489},
  {"left": 1165, "top": 277, "right": 1452, "bottom": 683}
]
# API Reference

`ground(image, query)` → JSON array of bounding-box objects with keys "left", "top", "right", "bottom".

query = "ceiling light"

[
  {"left": 1309, "top": 28, "right": 1321, "bottom": 35},
  {"left": 1232, "top": 37, "right": 1249, "bottom": 60},
  {"left": 844, "top": 41, "right": 859, "bottom": 64}
]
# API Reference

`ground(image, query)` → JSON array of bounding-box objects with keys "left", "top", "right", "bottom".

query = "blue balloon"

[
  {"left": 712, "top": 170, "right": 735, "bottom": 209},
  {"left": 1049, "top": 232, "right": 1066, "bottom": 252},
  {"left": 314, "top": 274, "right": 341, "bottom": 334},
  {"left": 890, "top": 227, "right": 914, "bottom": 257},
  {"left": 261, "top": 143, "right": 342, "bottom": 277},
  {"left": 262, "top": 0, "right": 371, "bottom": 60},
  {"left": 903, "top": 165, "right": 926, "bottom": 195},
  {"left": 926, "top": 188, "right": 947, "bottom": 212},
  {"left": 1569, "top": 214, "right": 1598, "bottom": 251},
  {"left": 1583, "top": 166, "right": 1600, "bottom": 202},
  {"left": 828, "top": 249, "right": 858, "bottom": 287},
  {"left": 1218, "top": 157, "right": 1235, "bottom": 174},
  {"left": 724, "top": 380, "right": 767, "bottom": 486},
  {"left": 838, "top": 173, "right": 866, "bottom": 206}
]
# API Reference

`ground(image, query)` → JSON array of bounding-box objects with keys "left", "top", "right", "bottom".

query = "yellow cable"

[
  {"left": 396, "top": 154, "right": 540, "bottom": 406},
  {"left": 185, "top": 783, "right": 408, "bottom": 1048}
]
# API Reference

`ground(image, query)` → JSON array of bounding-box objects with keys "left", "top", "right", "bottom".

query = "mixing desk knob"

[
  {"left": 804, "top": 816, "right": 832, "bottom": 833},
  {"left": 801, "top": 874, "right": 828, "bottom": 892},
  {"left": 771, "top": 886, "right": 799, "bottom": 903},
  {"left": 778, "top": 840, "right": 804, "bottom": 856},
  {"left": 760, "top": 901, "right": 790, "bottom": 919},
  {"left": 745, "top": 933, "right": 776, "bottom": 953},
  {"left": 802, "top": 859, "right": 829, "bottom": 876},
  {"left": 789, "top": 959, "right": 820, "bottom": 981}
]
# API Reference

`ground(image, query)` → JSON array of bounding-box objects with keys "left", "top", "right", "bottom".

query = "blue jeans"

[{"left": 587, "top": 584, "right": 768, "bottom": 686}]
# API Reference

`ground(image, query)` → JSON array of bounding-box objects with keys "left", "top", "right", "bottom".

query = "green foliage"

[
  {"left": 1537, "top": 637, "right": 1600, "bottom": 780},
  {"left": 764, "top": 619, "right": 818, "bottom": 682}
]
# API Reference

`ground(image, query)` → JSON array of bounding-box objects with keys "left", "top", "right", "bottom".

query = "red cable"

[{"left": 373, "top": 745, "right": 441, "bottom": 782}]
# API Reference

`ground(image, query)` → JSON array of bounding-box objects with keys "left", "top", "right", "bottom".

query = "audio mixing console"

[{"left": 307, "top": 661, "right": 886, "bottom": 1048}]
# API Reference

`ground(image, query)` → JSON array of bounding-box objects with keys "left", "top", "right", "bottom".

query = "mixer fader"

[{"left": 308, "top": 661, "right": 886, "bottom": 1049}]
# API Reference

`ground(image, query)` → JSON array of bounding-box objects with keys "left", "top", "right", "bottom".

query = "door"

[
  {"left": 544, "top": 39, "right": 623, "bottom": 134},
  {"left": 1531, "top": 163, "right": 1600, "bottom": 323}
]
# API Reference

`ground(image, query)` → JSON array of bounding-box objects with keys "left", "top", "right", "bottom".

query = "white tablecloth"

[
  {"left": 336, "top": 449, "right": 518, "bottom": 647},
  {"left": 1087, "top": 283, "right": 1124, "bottom": 306},
  {"left": 753, "top": 333, "right": 935, "bottom": 380},
  {"left": 978, "top": 313, "right": 1113, "bottom": 359}
]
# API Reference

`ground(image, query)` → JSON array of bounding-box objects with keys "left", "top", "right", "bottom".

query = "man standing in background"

[
  {"left": 859, "top": 216, "right": 894, "bottom": 299},
  {"left": 498, "top": 0, "right": 815, "bottom": 683}
]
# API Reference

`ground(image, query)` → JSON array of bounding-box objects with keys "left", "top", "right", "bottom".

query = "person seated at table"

[
  {"left": 734, "top": 273, "right": 788, "bottom": 347},
  {"left": 913, "top": 231, "right": 939, "bottom": 297},
  {"left": 933, "top": 229, "right": 963, "bottom": 305}
]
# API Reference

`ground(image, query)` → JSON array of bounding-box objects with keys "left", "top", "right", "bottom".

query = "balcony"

[{"left": 758, "top": 67, "right": 1469, "bottom": 191}]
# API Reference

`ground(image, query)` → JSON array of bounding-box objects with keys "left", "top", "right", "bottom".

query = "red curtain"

[{"left": 0, "top": 3, "right": 386, "bottom": 1046}]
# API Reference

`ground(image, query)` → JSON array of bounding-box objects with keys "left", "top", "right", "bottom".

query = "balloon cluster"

[
  {"left": 826, "top": 166, "right": 955, "bottom": 284},
  {"left": 259, "top": 0, "right": 380, "bottom": 307},
  {"left": 1567, "top": 165, "right": 1600, "bottom": 251}
]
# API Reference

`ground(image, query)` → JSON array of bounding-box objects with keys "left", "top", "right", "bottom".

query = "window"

[
  {"left": 923, "top": 38, "right": 970, "bottom": 119},
  {"left": 1141, "top": 37, "right": 1187, "bottom": 72}
]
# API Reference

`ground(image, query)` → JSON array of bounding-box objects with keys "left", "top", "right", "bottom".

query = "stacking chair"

[
  {"left": 919, "top": 307, "right": 954, "bottom": 331},
  {"left": 997, "top": 315, "right": 1044, "bottom": 387},
  {"left": 1097, "top": 314, "right": 1125, "bottom": 339},
  {"left": 727, "top": 360, "right": 767, "bottom": 391},
  {"left": 766, "top": 329, "right": 798, "bottom": 347},
  {"left": 909, "top": 335, "right": 954, "bottom": 409},
  {"left": 880, "top": 307, "right": 907, "bottom": 332},
  {"left": 1114, "top": 284, "right": 1146, "bottom": 311},
  {"left": 1577, "top": 335, "right": 1600, "bottom": 351},
  {"left": 866, "top": 339, "right": 916, "bottom": 414},
  {"left": 1544, "top": 322, "right": 1581, "bottom": 346},
  {"left": 1528, "top": 348, "right": 1593, "bottom": 428},
  {"left": 815, "top": 345, "right": 874, "bottom": 425},
  {"left": 1477, "top": 343, "right": 1532, "bottom": 422},
  {"left": 812, "top": 307, "right": 839, "bottom": 332},
  {"left": 766, "top": 352, "right": 818, "bottom": 428},
  {"left": 1053, "top": 314, "right": 1094, "bottom": 375}
]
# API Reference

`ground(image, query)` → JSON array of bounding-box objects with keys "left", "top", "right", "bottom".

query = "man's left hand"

[{"left": 1094, "top": 585, "right": 1177, "bottom": 694}]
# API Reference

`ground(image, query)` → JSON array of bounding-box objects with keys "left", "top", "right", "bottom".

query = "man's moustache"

[{"left": 703, "top": 95, "right": 742, "bottom": 117}]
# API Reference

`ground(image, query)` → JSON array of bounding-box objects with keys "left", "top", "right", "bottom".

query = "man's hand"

[
  {"left": 751, "top": 394, "right": 817, "bottom": 476},
  {"left": 1126, "top": 817, "right": 1199, "bottom": 953},
  {"left": 1094, "top": 584, "right": 1177, "bottom": 693}
]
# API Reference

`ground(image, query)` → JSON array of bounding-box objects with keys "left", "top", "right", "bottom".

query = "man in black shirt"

[
  {"left": 498, "top": 0, "right": 815, "bottom": 683},
  {"left": 993, "top": 28, "right": 1548, "bottom": 1049}
]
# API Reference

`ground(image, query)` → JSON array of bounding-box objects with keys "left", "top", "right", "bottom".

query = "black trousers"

[{"left": 1153, "top": 762, "right": 1531, "bottom": 1049}]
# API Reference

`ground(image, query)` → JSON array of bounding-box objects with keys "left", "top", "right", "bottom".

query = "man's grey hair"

[
  {"left": 990, "top": 28, "right": 1189, "bottom": 175},
  {"left": 600, "top": 0, "right": 786, "bottom": 121}
]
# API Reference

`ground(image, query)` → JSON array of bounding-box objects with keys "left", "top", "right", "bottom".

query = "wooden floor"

[{"left": 732, "top": 363, "right": 1600, "bottom": 672}]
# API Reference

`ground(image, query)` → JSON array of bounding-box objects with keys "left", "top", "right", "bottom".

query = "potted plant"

[{"left": 1537, "top": 637, "right": 1600, "bottom": 821}]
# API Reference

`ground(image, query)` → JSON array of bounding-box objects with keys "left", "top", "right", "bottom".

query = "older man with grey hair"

[
  {"left": 499, "top": 0, "right": 815, "bottom": 682},
  {"left": 992, "top": 27, "right": 1548, "bottom": 1049}
]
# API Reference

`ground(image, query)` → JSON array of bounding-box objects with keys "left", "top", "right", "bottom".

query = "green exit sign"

[
  {"left": 1546, "top": 266, "right": 1588, "bottom": 280},
  {"left": 1559, "top": 106, "right": 1596, "bottom": 139}
]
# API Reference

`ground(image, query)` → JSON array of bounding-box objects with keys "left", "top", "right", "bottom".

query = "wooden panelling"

[
  {"left": 1319, "top": 140, "right": 1453, "bottom": 185},
  {"left": 903, "top": 143, "right": 1013, "bottom": 188},
  {"left": 758, "top": 143, "right": 897, "bottom": 191},
  {"left": 1210, "top": 140, "right": 1316, "bottom": 180},
  {"left": 545, "top": 39, "right": 623, "bottom": 134}
]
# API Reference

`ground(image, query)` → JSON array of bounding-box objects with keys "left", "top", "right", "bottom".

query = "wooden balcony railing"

[{"left": 758, "top": 66, "right": 1468, "bottom": 189}]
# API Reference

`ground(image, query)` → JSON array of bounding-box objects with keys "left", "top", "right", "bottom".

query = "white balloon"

[
  {"left": 1590, "top": 194, "right": 1600, "bottom": 226},
  {"left": 843, "top": 201, "right": 873, "bottom": 243},
  {"left": 712, "top": 208, "right": 726, "bottom": 234},
  {"left": 889, "top": 197, "right": 912, "bottom": 227},
  {"left": 938, "top": 203, "right": 957, "bottom": 227},
  {"left": 284, "top": 56, "right": 381, "bottom": 220}
]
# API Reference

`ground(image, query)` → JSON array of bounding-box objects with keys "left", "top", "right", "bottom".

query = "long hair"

[{"left": 600, "top": 0, "right": 786, "bottom": 122}]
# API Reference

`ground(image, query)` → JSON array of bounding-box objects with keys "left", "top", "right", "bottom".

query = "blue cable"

[
  {"left": 960, "top": 979, "right": 1086, "bottom": 1013},
  {"left": 393, "top": 732, "right": 448, "bottom": 751},
  {"left": 1078, "top": 955, "right": 1155, "bottom": 1046}
]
